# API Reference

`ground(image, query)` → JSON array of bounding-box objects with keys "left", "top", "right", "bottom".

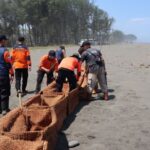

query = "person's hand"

[
  {"left": 45, "top": 68, "right": 50, "bottom": 73},
  {"left": 10, "top": 75, "right": 14, "bottom": 84},
  {"left": 77, "top": 72, "right": 81, "bottom": 77},
  {"left": 54, "top": 72, "right": 58, "bottom": 80},
  {"left": 28, "top": 65, "right": 31, "bottom": 71}
]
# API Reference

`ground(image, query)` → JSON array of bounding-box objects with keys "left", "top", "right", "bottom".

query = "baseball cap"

[
  {"left": 48, "top": 50, "right": 56, "bottom": 58},
  {"left": 81, "top": 41, "right": 91, "bottom": 47},
  {"left": 0, "top": 35, "right": 8, "bottom": 41}
]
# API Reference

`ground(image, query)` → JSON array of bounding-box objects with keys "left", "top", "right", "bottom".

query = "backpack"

[{"left": 87, "top": 49, "right": 103, "bottom": 66}]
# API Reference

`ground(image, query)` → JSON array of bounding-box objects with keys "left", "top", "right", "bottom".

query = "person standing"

[
  {"left": 0, "top": 35, "right": 14, "bottom": 115},
  {"left": 56, "top": 54, "right": 81, "bottom": 92},
  {"left": 11, "top": 37, "right": 31, "bottom": 96},
  {"left": 56, "top": 45, "right": 66, "bottom": 64},
  {"left": 80, "top": 41, "right": 108, "bottom": 100},
  {"left": 35, "top": 50, "right": 58, "bottom": 93}
]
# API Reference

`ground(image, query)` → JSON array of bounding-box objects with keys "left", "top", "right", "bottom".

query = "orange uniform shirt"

[
  {"left": 39, "top": 55, "right": 58, "bottom": 71},
  {"left": 11, "top": 45, "right": 31, "bottom": 69},
  {"left": 4, "top": 50, "right": 14, "bottom": 75},
  {"left": 58, "top": 57, "right": 81, "bottom": 73}
]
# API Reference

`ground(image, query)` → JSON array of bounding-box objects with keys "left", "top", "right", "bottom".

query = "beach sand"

[{"left": 8, "top": 44, "right": 150, "bottom": 150}]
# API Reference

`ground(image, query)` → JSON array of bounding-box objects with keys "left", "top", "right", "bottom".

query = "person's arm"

[
  {"left": 39, "top": 56, "right": 50, "bottom": 73},
  {"left": 62, "top": 49, "right": 66, "bottom": 58},
  {"left": 99, "top": 51, "right": 107, "bottom": 73},
  {"left": 80, "top": 51, "right": 87, "bottom": 62},
  {"left": 4, "top": 50, "right": 14, "bottom": 81},
  {"left": 80, "top": 52, "right": 89, "bottom": 75},
  {"left": 40, "top": 66, "right": 49, "bottom": 73},
  {"left": 54, "top": 60, "right": 59, "bottom": 72},
  {"left": 76, "top": 61, "right": 81, "bottom": 80},
  {"left": 26, "top": 49, "right": 32, "bottom": 70},
  {"left": 10, "top": 48, "right": 15, "bottom": 64},
  {"left": 78, "top": 47, "right": 85, "bottom": 55},
  {"left": 40, "top": 64, "right": 50, "bottom": 73},
  {"left": 39, "top": 56, "right": 48, "bottom": 72},
  {"left": 53, "top": 60, "right": 59, "bottom": 79}
]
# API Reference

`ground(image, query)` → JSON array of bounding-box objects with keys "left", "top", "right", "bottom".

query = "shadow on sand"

[
  {"left": 55, "top": 100, "right": 90, "bottom": 150},
  {"left": 21, "top": 90, "right": 35, "bottom": 97},
  {"left": 55, "top": 89, "right": 115, "bottom": 149}
]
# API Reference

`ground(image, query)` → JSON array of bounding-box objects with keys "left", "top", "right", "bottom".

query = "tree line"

[
  {"left": 110, "top": 30, "right": 137, "bottom": 44},
  {"left": 0, "top": 0, "right": 114, "bottom": 46}
]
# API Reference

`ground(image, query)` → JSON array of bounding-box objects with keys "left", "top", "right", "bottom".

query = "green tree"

[{"left": 0, "top": 0, "right": 114, "bottom": 46}]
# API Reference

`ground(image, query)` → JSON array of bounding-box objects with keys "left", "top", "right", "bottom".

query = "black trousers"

[
  {"left": 0, "top": 77, "right": 10, "bottom": 112},
  {"left": 15, "top": 68, "right": 28, "bottom": 92},
  {"left": 35, "top": 70, "right": 54, "bottom": 93},
  {"left": 56, "top": 68, "right": 77, "bottom": 92}
]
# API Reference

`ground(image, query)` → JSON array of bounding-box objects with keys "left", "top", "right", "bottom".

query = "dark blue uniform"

[{"left": 0, "top": 46, "right": 11, "bottom": 114}]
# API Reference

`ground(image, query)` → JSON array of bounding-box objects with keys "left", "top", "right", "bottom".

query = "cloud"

[{"left": 130, "top": 17, "right": 150, "bottom": 23}]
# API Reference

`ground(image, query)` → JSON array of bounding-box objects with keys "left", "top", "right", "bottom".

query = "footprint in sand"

[{"left": 87, "top": 135, "right": 96, "bottom": 140}]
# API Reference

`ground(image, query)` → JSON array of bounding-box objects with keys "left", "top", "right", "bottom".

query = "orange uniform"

[
  {"left": 58, "top": 57, "right": 81, "bottom": 73},
  {"left": 56, "top": 57, "right": 81, "bottom": 92},
  {"left": 39, "top": 55, "right": 58, "bottom": 71},
  {"left": 11, "top": 45, "right": 31, "bottom": 69},
  {"left": 4, "top": 50, "right": 14, "bottom": 76}
]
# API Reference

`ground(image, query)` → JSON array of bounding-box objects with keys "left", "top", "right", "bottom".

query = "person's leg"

[
  {"left": 67, "top": 71, "right": 77, "bottom": 91},
  {"left": 97, "top": 67, "right": 108, "bottom": 100},
  {"left": 35, "top": 70, "right": 45, "bottom": 93},
  {"left": 0, "top": 88, "right": 2, "bottom": 114},
  {"left": 15, "top": 69, "right": 22, "bottom": 92},
  {"left": 0, "top": 101, "right": 1, "bottom": 114},
  {"left": 56, "top": 69, "right": 66, "bottom": 92},
  {"left": 92, "top": 83, "right": 99, "bottom": 94},
  {"left": 47, "top": 71, "right": 54, "bottom": 85},
  {"left": 87, "top": 72, "right": 97, "bottom": 95},
  {"left": 22, "top": 69, "right": 28, "bottom": 92},
  {"left": 1, "top": 77, "right": 10, "bottom": 114},
  {"left": 1, "top": 99, "right": 9, "bottom": 113}
]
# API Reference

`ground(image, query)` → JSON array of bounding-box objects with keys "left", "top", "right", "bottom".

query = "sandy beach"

[{"left": 7, "top": 44, "right": 150, "bottom": 150}]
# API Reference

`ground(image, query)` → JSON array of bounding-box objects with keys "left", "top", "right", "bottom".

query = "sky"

[{"left": 93, "top": 0, "right": 150, "bottom": 43}]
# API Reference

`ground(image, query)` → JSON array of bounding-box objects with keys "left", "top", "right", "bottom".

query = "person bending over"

[
  {"left": 56, "top": 54, "right": 81, "bottom": 92},
  {"left": 35, "top": 50, "right": 58, "bottom": 93}
]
